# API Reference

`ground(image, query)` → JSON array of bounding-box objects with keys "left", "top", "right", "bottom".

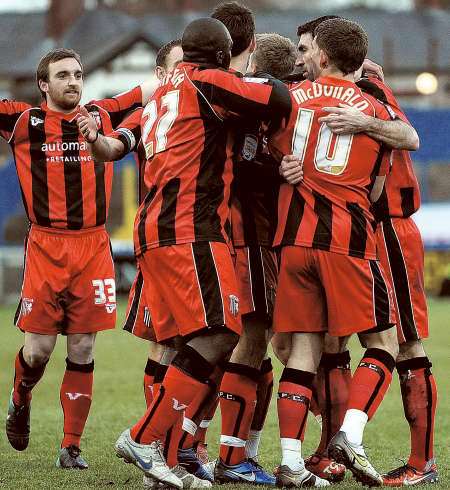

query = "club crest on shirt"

[
  {"left": 30, "top": 116, "right": 44, "bottom": 127},
  {"left": 229, "top": 294, "right": 239, "bottom": 317},
  {"left": 21, "top": 298, "right": 34, "bottom": 316},
  {"left": 241, "top": 134, "right": 258, "bottom": 161}
]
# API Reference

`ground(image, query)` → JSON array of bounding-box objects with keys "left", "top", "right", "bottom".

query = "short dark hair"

[
  {"left": 297, "top": 15, "right": 341, "bottom": 38},
  {"left": 156, "top": 39, "right": 182, "bottom": 69},
  {"left": 211, "top": 2, "right": 254, "bottom": 57},
  {"left": 315, "top": 18, "right": 368, "bottom": 75},
  {"left": 252, "top": 33, "right": 297, "bottom": 79},
  {"left": 36, "top": 48, "right": 82, "bottom": 100}
]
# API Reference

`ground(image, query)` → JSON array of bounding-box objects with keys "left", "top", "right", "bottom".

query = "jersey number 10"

[
  {"left": 292, "top": 108, "right": 353, "bottom": 175},
  {"left": 142, "top": 90, "right": 180, "bottom": 159}
]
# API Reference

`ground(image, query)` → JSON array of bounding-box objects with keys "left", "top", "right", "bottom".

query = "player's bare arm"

[
  {"left": 279, "top": 154, "right": 304, "bottom": 185},
  {"left": 77, "top": 106, "right": 125, "bottom": 161},
  {"left": 370, "top": 175, "right": 386, "bottom": 203},
  {"left": 319, "top": 105, "right": 420, "bottom": 151}
]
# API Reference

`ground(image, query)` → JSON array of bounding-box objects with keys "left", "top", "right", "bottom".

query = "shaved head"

[{"left": 182, "top": 17, "right": 233, "bottom": 68}]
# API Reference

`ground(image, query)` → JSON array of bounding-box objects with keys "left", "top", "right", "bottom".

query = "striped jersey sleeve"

[{"left": 0, "top": 99, "right": 32, "bottom": 141}]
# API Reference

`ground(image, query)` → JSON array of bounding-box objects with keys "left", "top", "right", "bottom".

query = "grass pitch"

[{"left": 0, "top": 299, "right": 448, "bottom": 489}]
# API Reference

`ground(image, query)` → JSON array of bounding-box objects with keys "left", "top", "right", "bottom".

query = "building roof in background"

[{"left": 0, "top": 7, "right": 449, "bottom": 79}]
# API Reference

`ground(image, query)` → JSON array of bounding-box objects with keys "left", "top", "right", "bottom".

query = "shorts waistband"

[{"left": 30, "top": 224, "right": 107, "bottom": 236}]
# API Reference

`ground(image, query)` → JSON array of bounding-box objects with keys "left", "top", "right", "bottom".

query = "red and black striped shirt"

[
  {"left": 0, "top": 86, "right": 142, "bottom": 230},
  {"left": 230, "top": 118, "right": 280, "bottom": 248},
  {"left": 113, "top": 63, "right": 291, "bottom": 255},
  {"left": 270, "top": 77, "right": 391, "bottom": 260},
  {"left": 366, "top": 78, "right": 421, "bottom": 220}
]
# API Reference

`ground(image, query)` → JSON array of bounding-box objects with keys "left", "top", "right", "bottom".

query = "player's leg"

[
  {"left": 304, "top": 334, "right": 349, "bottom": 482},
  {"left": 313, "top": 251, "right": 397, "bottom": 486},
  {"left": 7, "top": 227, "right": 61, "bottom": 451},
  {"left": 376, "top": 218, "right": 438, "bottom": 486},
  {"left": 382, "top": 340, "right": 438, "bottom": 486},
  {"left": 123, "top": 266, "right": 164, "bottom": 407},
  {"left": 273, "top": 246, "right": 330, "bottom": 488},
  {"left": 116, "top": 243, "right": 240, "bottom": 488},
  {"left": 216, "top": 246, "right": 276, "bottom": 484},
  {"left": 56, "top": 333, "right": 96, "bottom": 469},
  {"left": 58, "top": 228, "right": 116, "bottom": 469},
  {"left": 6, "top": 332, "right": 57, "bottom": 451},
  {"left": 143, "top": 342, "right": 165, "bottom": 407}
]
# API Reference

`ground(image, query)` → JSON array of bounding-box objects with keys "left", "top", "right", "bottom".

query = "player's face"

[
  {"left": 156, "top": 45, "right": 184, "bottom": 81},
  {"left": 296, "top": 33, "right": 315, "bottom": 81},
  {"left": 304, "top": 37, "right": 323, "bottom": 80},
  {"left": 41, "top": 58, "right": 83, "bottom": 111}
]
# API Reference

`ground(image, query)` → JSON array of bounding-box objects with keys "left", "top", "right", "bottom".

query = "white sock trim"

[
  {"left": 182, "top": 417, "right": 197, "bottom": 436},
  {"left": 220, "top": 435, "right": 246, "bottom": 447},
  {"left": 199, "top": 419, "right": 211, "bottom": 429}
]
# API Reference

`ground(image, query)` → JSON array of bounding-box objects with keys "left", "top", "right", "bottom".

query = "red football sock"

[
  {"left": 13, "top": 347, "right": 47, "bottom": 406},
  {"left": 180, "top": 368, "right": 222, "bottom": 450},
  {"left": 309, "top": 388, "right": 321, "bottom": 419},
  {"left": 397, "top": 357, "right": 437, "bottom": 471},
  {"left": 131, "top": 355, "right": 209, "bottom": 445},
  {"left": 144, "top": 359, "right": 160, "bottom": 408},
  {"left": 347, "top": 348, "right": 395, "bottom": 419},
  {"left": 251, "top": 358, "right": 274, "bottom": 432},
  {"left": 314, "top": 351, "right": 351, "bottom": 454},
  {"left": 60, "top": 358, "right": 94, "bottom": 448},
  {"left": 278, "top": 368, "right": 314, "bottom": 442},
  {"left": 166, "top": 416, "right": 184, "bottom": 467},
  {"left": 194, "top": 396, "right": 219, "bottom": 446},
  {"left": 219, "top": 363, "right": 258, "bottom": 465}
]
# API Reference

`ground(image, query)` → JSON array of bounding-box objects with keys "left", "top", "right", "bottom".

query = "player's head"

[
  {"left": 182, "top": 17, "right": 233, "bottom": 69},
  {"left": 36, "top": 48, "right": 83, "bottom": 110},
  {"left": 296, "top": 15, "right": 340, "bottom": 80},
  {"left": 211, "top": 2, "right": 255, "bottom": 58},
  {"left": 155, "top": 39, "right": 183, "bottom": 81},
  {"left": 249, "top": 33, "right": 297, "bottom": 79},
  {"left": 308, "top": 18, "right": 368, "bottom": 79}
]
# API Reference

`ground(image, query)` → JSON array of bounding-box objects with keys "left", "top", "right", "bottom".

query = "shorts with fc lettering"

[
  {"left": 15, "top": 225, "right": 116, "bottom": 335},
  {"left": 273, "top": 246, "right": 395, "bottom": 337},
  {"left": 137, "top": 241, "right": 242, "bottom": 343}
]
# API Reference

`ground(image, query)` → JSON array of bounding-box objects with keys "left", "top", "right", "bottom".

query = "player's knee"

[
  {"left": 24, "top": 345, "right": 52, "bottom": 367},
  {"left": 271, "top": 337, "right": 290, "bottom": 366},
  {"left": 362, "top": 326, "right": 399, "bottom": 360},
  {"left": 67, "top": 334, "right": 96, "bottom": 363},
  {"left": 397, "top": 339, "right": 425, "bottom": 362}
]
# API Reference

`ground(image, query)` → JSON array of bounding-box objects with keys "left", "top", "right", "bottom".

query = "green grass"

[{"left": 0, "top": 299, "right": 448, "bottom": 489}]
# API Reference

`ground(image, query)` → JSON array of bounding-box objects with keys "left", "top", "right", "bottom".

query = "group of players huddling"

[{"left": 2, "top": 2, "right": 438, "bottom": 488}]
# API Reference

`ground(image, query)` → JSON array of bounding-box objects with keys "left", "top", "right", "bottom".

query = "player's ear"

[
  {"left": 39, "top": 79, "right": 49, "bottom": 94},
  {"left": 319, "top": 49, "right": 328, "bottom": 69},
  {"left": 155, "top": 66, "right": 165, "bottom": 82}
]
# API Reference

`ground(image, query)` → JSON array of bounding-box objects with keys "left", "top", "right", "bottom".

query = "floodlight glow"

[{"left": 416, "top": 72, "right": 438, "bottom": 95}]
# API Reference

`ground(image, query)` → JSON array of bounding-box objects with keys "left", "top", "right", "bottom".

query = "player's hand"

[
  {"left": 319, "top": 104, "right": 371, "bottom": 134},
  {"left": 280, "top": 154, "right": 303, "bottom": 185},
  {"left": 76, "top": 106, "right": 98, "bottom": 143},
  {"left": 362, "top": 58, "right": 384, "bottom": 81}
]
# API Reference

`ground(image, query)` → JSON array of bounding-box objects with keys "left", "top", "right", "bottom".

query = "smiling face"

[{"left": 39, "top": 57, "right": 83, "bottom": 111}]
